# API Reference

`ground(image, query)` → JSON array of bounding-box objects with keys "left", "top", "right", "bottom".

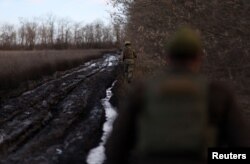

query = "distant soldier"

[
  {"left": 104, "top": 28, "right": 248, "bottom": 164},
  {"left": 122, "top": 41, "right": 137, "bottom": 83}
]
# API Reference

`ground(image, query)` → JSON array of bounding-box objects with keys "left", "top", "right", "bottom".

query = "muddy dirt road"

[{"left": 0, "top": 53, "right": 120, "bottom": 164}]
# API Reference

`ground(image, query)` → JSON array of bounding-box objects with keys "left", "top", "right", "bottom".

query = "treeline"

[
  {"left": 109, "top": 0, "right": 250, "bottom": 69},
  {"left": 0, "top": 15, "right": 125, "bottom": 50}
]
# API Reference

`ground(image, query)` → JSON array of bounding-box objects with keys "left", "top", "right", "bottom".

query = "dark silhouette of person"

[{"left": 122, "top": 41, "right": 137, "bottom": 83}]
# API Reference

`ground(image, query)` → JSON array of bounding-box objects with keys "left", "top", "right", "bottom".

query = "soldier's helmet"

[
  {"left": 125, "top": 41, "right": 131, "bottom": 46},
  {"left": 165, "top": 27, "right": 203, "bottom": 61}
]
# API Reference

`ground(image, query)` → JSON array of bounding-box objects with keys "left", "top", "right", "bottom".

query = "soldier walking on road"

[
  {"left": 122, "top": 41, "right": 137, "bottom": 83},
  {"left": 104, "top": 28, "right": 248, "bottom": 164}
]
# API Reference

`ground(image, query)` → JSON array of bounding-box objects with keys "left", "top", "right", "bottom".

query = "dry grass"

[{"left": 0, "top": 49, "right": 108, "bottom": 90}]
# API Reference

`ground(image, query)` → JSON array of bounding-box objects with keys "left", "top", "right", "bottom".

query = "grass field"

[{"left": 0, "top": 49, "right": 109, "bottom": 90}]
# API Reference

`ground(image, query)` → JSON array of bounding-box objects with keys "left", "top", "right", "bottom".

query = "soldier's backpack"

[
  {"left": 136, "top": 72, "right": 217, "bottom": 157},
  {"left": 123, "top": 46, "right": 136, "bottom": 60}
]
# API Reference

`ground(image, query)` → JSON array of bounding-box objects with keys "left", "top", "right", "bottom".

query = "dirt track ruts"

[{"left": 0, "top": 53, "right": 120, "bottom": 164}]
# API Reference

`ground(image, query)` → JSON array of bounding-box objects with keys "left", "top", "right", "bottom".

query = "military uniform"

[
  {"left": 122, "top": 42, "right": 137, "bottom": 83},
  {"left": 104, "top": 69, "right": 247, "bottom": 164},
  {"left": 104, "top": 28, "right": 248, "bottom": 164}
]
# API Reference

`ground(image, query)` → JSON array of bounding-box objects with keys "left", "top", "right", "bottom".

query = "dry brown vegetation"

[
  {"left": 110, "top": 0, "right": 250, "bottom": 80},
  {"left": 110, "top": 0, "right": 250, "bottom": 69},
  {"left": 0, "top": 49, "right": 108, "bottom": 90},
  {"left": 109, "top": 0, "right": 250, "bottom": 125}
]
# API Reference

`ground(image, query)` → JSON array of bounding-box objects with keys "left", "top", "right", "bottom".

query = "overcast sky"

[{"left": 0, "top": 0, "right": 112, "bottom": 24}]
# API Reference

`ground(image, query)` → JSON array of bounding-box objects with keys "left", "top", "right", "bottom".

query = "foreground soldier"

[
  {"left": 104, "top": 28, "right": 248, "bottom": 164},
  {"left": 122, "top": 41, "right": 137, "bottom": 83}
]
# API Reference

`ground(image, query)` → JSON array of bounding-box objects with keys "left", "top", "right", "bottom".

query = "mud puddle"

[{"left": 0, "top": 53, "right": 120, "bottom": 163}]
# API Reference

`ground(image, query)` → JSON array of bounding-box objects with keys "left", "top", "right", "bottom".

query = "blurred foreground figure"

[
  {"left": 105, "top": 28, "right": 247, "bottom": 164},
  {"left": 122, "top": 41, "right": 137, "bottom": 83}
]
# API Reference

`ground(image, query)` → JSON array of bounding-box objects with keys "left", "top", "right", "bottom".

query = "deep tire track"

[{"left": 0, "top": 54, "right": 120, "bottom": 164}]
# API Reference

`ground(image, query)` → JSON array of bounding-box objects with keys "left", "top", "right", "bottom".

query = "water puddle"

[
  {"left": 103, "top": 55, "right": 120, "bottom": 67},
  {"left": 86, "top": 81, "right": 118, "bottom": 164}
]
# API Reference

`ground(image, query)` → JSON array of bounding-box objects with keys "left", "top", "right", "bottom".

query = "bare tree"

[
  {"left": 0, "top": 24, "right": 16, "bottom": 49},
  {"left": 0, "top": 15, "right": 116, "bottom": 50},
  {"left": 93, "top": 20, "right": 104, "bottom": 47},
  {"left": 85, "top": 23, "right": 95, "bottom": 48},
  {"left": 72, "top": 22, "right": 82, "bottom": 48},
  {"left": 46, "top": 14, "right": 56, "bottom": 47},
  {"left": 26, "top": 21, "right": 38, "bottom": 49},
  {"left": 102, "top": 24, "right": 114, "bottom": 47},
  {"left": 37, "top": 17, "right": 48, "bottom": 48}
]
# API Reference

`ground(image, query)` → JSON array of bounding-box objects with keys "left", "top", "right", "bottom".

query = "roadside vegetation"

[
  {"left": 0, "top": 49, "right": 110, "bottom": 92},
  {"left": 112, "top": 0, "right": 248, "bottom": 75},
  {"left": 0, "top": 14, "right": 124, "bottom": 93},
  {"left": 109, "top": 0, "right": 250, "bottom": 120}
]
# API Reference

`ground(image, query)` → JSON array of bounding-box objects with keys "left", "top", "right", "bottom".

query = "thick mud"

[{"left": 0, "top": 54, "right": 120, "bottom": 164}]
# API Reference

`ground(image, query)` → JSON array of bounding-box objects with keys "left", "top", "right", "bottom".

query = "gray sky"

[{"left": 0, "top": 0, "right": 113, "bottom": 24}]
